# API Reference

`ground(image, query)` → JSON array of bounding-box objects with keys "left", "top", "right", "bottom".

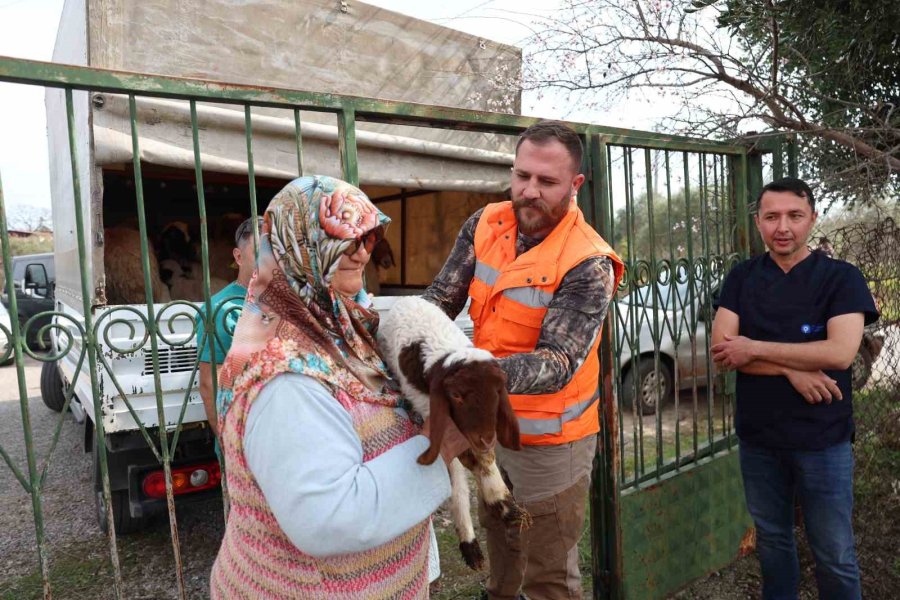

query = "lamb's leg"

[
  {"left": 460, "top": 449, "right": 532, "bottom": 530},
  {"left": 448, "top": 458, "right": 484, "bottom": 570}
]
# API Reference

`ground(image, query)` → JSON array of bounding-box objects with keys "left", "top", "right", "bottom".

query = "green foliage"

[
  {"left": 717, "top": 0, "right": 900, "bottom": 206},
  {"left": 612, "top": 188, "right": 736, "bottom": 264},
  {"left": 526, "top": 0, "right": 899, "bottom": 207}
]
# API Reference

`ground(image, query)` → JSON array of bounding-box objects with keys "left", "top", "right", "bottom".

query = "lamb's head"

[
  {"left": 417, "top": 355, "right": 521, "bottom": 465},
  {"left": 160, "top": 221, "right": 196, "bottom": 269}
]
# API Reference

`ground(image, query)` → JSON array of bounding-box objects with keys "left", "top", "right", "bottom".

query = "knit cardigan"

[{"left": 210, "top": 340, "right": 431, "bottom": 599}]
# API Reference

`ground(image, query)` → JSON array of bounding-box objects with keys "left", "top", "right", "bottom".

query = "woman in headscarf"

[{"left": 210, "top": 176, "right": 463, "bottom": 599}]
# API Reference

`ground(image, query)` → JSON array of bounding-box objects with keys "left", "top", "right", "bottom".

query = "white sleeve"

[{"left": 243, "top": 372, "right": 451, "bottom": 557}]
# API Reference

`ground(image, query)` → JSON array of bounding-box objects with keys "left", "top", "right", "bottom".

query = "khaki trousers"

[{"left": 478, "top": 435, "right": 596, "bottom": 600}]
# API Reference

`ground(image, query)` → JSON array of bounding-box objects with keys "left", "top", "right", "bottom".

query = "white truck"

[{"left": 43, "top": 0, "right": 518, "bottom": 533}]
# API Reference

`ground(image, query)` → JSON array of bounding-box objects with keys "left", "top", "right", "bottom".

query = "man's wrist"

[{"left": 749, "top": 339, "right": 763, "bottom": 362}]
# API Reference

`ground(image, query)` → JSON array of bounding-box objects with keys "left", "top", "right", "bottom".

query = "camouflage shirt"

[{"left": 422, "top": 208, "right": 615, "bottom": 395}]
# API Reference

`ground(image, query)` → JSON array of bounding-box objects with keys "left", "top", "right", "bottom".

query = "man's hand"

[
  {"left": 711, "top": 335, "right": 759, "bottom": 370},
  {"left": 784, "top": 369, "right": 843, "bottom": 404}
]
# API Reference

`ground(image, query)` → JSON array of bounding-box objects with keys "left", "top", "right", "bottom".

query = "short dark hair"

[
  {"left": 756, "top": 177, "right": 815, "bottom": 211},
  {"left": 515, "top": 120, "right": 583, "bottom": 170},
  {"left": 234, "top": 216, "right": 262, "bottom": 247}
]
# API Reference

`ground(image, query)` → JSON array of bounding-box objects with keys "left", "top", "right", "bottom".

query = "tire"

[
  {"left": 40, "top": 360, "right": 66, "bottom": 413},
  {"left": 622, "top": 357, "right": 674, "bottom": 416},
  {"left": 850, "top": 346, "right": 873, "bottom": 391},
  {"left": 93, "top": 434, "right": 149, "bottom": 535}
]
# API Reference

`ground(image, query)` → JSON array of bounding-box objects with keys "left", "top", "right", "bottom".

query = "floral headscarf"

[{"left": 216, "top": 175, "right": 396, "bottom": 418}]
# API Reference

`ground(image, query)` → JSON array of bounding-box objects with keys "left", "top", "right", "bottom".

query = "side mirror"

[{"left": 24, "top": 263, "right": 50, "bottom": 298}]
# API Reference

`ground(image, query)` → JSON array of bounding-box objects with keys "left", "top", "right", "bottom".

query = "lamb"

[
  {"left": 377, "top": 296, "right": 531, "bottom": 570},
  {"left": 103, "top": 226, "right": 171, "bottom": 305},
  {"left": 158, "top": 221, "right": 197, "bottom": 273},
  {"left": 159, "top": 259, "right": 229, "bottom": 301}
]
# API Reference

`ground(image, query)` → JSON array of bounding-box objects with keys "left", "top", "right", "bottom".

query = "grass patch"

[
  {"left": 621, "top": 420, "right": 717, "bottom": 483},
  {"left": 0, "top": 554, "right": 111, "bottom": 600}
]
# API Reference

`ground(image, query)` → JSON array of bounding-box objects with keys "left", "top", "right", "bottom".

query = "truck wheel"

[
  {"left": 93, "top": 435, "right": 149, "bottom": 535},
  {"left": 40, "top": 360, "right": 66, "bottom": 412},
  {"left": 622, "top": 357, "right": 673, "bottom": 416}
]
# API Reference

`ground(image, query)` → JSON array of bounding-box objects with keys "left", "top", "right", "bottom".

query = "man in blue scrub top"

[{"left": 711, "top": 177, "right": 877, "bottom": 600}]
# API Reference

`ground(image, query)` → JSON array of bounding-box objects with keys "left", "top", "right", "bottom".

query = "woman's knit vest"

[{"left": 210, "top": 340, "right": 431, "bottom": 599}]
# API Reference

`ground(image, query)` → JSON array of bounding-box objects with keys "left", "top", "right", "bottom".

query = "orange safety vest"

[{"left": 468, "top": 200, "right": 624, "bottom": 446}]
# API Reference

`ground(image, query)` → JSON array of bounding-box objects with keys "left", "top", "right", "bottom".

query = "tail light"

[{"left": 142, "top": 461, "right": 221, "bottom": 499}]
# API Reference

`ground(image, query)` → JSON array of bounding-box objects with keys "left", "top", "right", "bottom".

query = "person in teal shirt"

[{"left": 196, "top": 217, "right": 260, "bottom": 436}]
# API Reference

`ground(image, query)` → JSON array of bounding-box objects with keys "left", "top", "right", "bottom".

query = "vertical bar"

[
  {"left": 644, "top": 148, "right": 664, "bottom": 474},
  {"left": 187, "top": 100, "right": 230, "bottom": 513},
  {"left": 128, "top": 94, "right": 187, "bottom": 599},
  {"left": 715, "top": 155, "right": 728, "bottom": 441},
  {"left": 664, "top": 151, "right": 681, "bottom": 467},
  {"left": 66, "top": 88, "right": 124, "bottom": 598},
  {"left": 590, "top": 134, "right": 621, "bottom": 600},
  {"left": 244, "top": 105, "right": 260, "bottom": 254},
  {"left": 683, "top": 152, "right": 700, "bottom": 458},
  {"left": 747, "top": 151, "right": 765, "bottom": 255},
  {"left": 772, "top": 142, "right": 784, "bottom": 180},
  {"left": 400, "top": 191, "right": 408, "bottom": 286},
  {"left": 609, "top": 146, "right": 627, "bottom": 488},
  {"left": 337, "top": 107, "right": 359, "bottom": 186},
  {"left": 577, "top": 134, "right": 595, "bottom": 225},
  {"left": 712, "top": 156, "right": 723, "bottom": 260},
  {"left": 786, "top": 138, "right": 799, "bottom": 177},
  {"left": 624, "top": 148, "right": 641, "bottom": 482},
  {"left": 0, "top": 168, "right": 54, "bottom": 600},
  {"left": 294, "top": 108, "right": 304, "bottom": 177},
  {"left": 698, "top": 154, "right": 715, "bottom": 452}
]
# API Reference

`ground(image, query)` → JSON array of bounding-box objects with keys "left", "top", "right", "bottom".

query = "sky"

[{"left": 0, "top": 0, "right": 676, "bottom": 215}]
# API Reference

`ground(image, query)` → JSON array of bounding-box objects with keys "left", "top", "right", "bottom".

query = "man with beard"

[
  {"left": 423, "top": 121, "right": 623, "bottom": 600},
  {"left": 711, "top": 178, "right": 877, "bottom": 599}
]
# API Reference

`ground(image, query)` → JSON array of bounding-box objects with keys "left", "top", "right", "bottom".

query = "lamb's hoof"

[
  {"left": 488, "top": 497, "right": 533, "bottom": 530},
  {"left": 459, "top": 539, "right": 485, "bottom": 571}
]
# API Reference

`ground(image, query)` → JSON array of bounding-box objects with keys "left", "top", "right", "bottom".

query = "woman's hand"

[{"left": 422, "top": 417, "right": 470, "bottom": 465}]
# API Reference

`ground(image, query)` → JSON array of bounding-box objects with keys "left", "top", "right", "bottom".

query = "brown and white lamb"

[{"left": 377, "top": 296, "right": 531, "bottom": 570}]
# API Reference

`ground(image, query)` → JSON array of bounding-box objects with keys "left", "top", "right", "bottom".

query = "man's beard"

[{"left": 512, "top": 195, "right": 570, "bottom": 237}]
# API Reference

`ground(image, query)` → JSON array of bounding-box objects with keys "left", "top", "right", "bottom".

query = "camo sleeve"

[
  {"left": 421, "top": 208, "right": 483, "bottom": 320},
  {"left": 498, "top": 256, "right": 616, "bottom": 395}
]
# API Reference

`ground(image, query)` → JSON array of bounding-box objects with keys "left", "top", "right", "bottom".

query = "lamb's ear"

[
  {"left": 495, "top": 382, "right": 522, "bottom": 450},
  {"left": 418, "top": 371, "right": 450, "bottom": 465}
]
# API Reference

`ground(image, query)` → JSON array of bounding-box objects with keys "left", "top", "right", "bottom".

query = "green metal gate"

[{"left": 0, "top": 56, "right": 759, "bottom": 599}]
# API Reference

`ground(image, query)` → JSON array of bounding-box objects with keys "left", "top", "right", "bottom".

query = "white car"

[
  {"left": 615, "top": 282, "right": 717, "bottom": 415},
  {"left": 0, "top": 301, "right": 12, "bottom": 366}
]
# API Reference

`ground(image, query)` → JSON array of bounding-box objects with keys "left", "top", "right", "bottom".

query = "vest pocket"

[{"left": 497, "top": 302, "right": 544, "bottom": 353}]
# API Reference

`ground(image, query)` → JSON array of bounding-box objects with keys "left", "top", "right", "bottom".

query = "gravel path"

[{"left": 0, "top": 357, "right": 224, "bottom": 600}]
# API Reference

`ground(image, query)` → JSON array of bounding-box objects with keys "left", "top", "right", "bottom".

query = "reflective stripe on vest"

[
  {"left": 475, "top": 260, "right": 554, "bottom": 309},
  {"left": 474, "top": 261, "right": 499, "bottom": 286},
  {"left": 516, "top": 388, "right": 600, "bottom": 436},
  {"left": 503, "top": 286, "right": 553, "bottom": 309}
]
